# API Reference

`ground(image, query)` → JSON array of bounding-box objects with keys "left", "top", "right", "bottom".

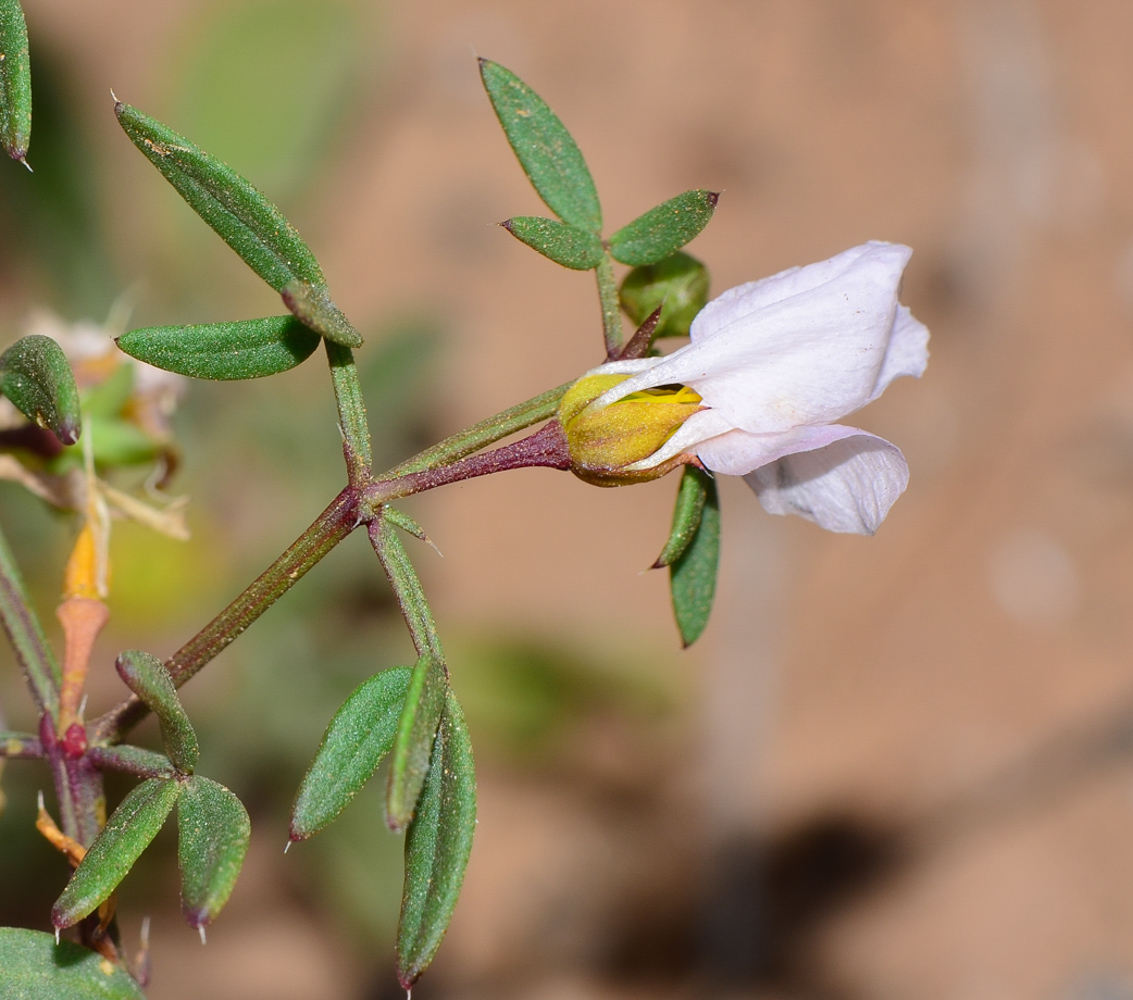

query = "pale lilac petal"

[
  {"left": 592, "top": 241, "right": 914, "bottom": 432},
  {"left": 743, "top": 430, "right": 910, "bottom": 535},
  {"left": 867, "top": 304, "right": 929, "bottom": 403}
]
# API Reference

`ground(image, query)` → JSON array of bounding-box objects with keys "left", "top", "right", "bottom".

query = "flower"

[{"left": 559, "top": 241, "right": 929, "bottom": 534}]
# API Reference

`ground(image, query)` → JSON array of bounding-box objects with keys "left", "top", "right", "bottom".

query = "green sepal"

[
  {"left": 117, "top": 316, "right": 321, "bottom": 380},
  {"left": 608, "top": 190, "right": 718, "bottom": 267},
  {"left": 386, "top": 654, "right": 447, "bottom": 832},
  {"left": 290, "top": 665, "right": 412, "bottom": 841},
  {"left": 396, "top": 688, "right": 476, "bottom": 989},
  {"left": 0, "top": 335, "right": 81, "bottom": 445},
  {"left": 52, "top": 777, "right": 182, "bottom": 928},
  {"left": 88, "top": 743, "right": 177, "bottom": 779},
  {"left": 478, "top": 58, "right": 601, "bottom": 233},
  {"left": 0, "top": 927, "right": 147, "bottom": 999},
  {"left": 500, "top": 216, "right": 604, "bottom": 270},
  {"left": 114, "top": 100, "right": 325, "bottom": 291},
  {"left": 669, "top": 467, "right": 720, "bottom": 647},
  {"left": 654, "top": 465, "right": 710, "bottom": 568},
  {"left": 177, "top": 775, "right": 251, "bottom": 931},
  {"left": 619, "top": 251, "right": 710, "bottom": 339},
  {"left": 0, "top": 0, "right": 31, "bottom": 164},
  {"left": 115, "top": 650, "right": 199, "bottom": 773},
  {"left": 280, "top": 279, "right": 363, "bottom": 348}
]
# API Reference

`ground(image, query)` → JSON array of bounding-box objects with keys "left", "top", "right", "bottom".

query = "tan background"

[{"left": 4, "top": 2, "right": 1133, "bottom": 998}]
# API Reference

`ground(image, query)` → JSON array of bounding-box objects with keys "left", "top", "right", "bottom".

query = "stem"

[
  {"left": 383, "top": 384, "right": 572, "bottom": 479},
  {"left": 325, "top": 340, "right": 373, "bottom": 483},
  {"left": 369, "top": 518, "right": 444, "bottom": 663},
  {"left": 366, "top": 420, "right": 571, "bottom": 506},
  {"left": 0, "top": 731, "right": 44, "bottom": 757},
  {"left": 0, "top": 516, "right": 61, "bottom": 719},
  {"left": 596, "top": 253, "right": 623, "bottom": 358},
  {"left": 92, "top": 487, "right": 360, "bottom": 743}
]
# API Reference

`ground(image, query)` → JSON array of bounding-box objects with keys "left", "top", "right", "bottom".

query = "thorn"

[
  {"left": 19, "top": 156, "right": 32, "bottom": 173},
  {"left": 140, "top": 916, "right": 150, "bottom": 947},
  {"left": 109, "top": 88, "right": 119, "bottom": 103},
  {"left": 283, "top": 840, "right": 291, "bottom": 854},
  {"left": 54, "top": 927, "right": 60, "bottom": 946},
  {"left": 77, "top": 694, "right": 88, "bottom": 722},
  {"left": 37, "top": 789, "right": 44, "bottom": 812},
  {"left": 198, "top": 925, "right": 207, "bottom": 946}
]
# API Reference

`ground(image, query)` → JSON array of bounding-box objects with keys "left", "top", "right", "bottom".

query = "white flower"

[{"left": 573, "top": 241, "right": 929, "bottom": 535}]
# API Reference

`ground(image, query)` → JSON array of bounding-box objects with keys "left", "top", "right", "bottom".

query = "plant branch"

[
  {"left": 596, "top": 253, "right": 623, "bottom": 358},
  {"left": 325, "top": 340, "right": 373, "bottom": 483},
  {"left": 368, "top": 517, "right": 444, "bottom": 664}
]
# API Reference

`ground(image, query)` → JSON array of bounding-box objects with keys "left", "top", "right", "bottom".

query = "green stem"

[
  {"left": 384, "top": 382, "right": 571, "bottom": 479},
  {"left": 91, "top": 487, "right": 360, "bottom": 742},
  {"left": 596, "top": 253, "right": 623, "bottom": 358},
  {"left": 0, "top": 516, "right": 61, "bottom": 719},
  {"left": 325, "top": 340, "right": 373, "bottom": 483},
  {"left": 369, "top": 516, "right": 444, "bottom": 664}
]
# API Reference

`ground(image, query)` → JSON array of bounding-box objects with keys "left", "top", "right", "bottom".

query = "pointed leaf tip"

[
  {"left": 178, "top": 776, "right": 251, "bottom": 931},
  {"left": 608, "top": 189, "right": 719, "bottom": 267}
]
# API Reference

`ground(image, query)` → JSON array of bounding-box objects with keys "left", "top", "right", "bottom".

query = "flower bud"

[
  {"left": 558, "top": 372, "right": 702, "bottom": 486},
  {"left": 619, "top": 251, "right": 710, "bottom": 340}
]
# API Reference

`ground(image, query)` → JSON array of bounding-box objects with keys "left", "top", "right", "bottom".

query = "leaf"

[
  {"left": 396, "top": 688, "right": 476, "bottom": 989},
  {"left": 386, "top": 654, "right": 447, "bottom": 832},
  {"left": 52, "top": 777, "right": 182, "bottom": 928},
  {"left": 290, "top": 665, "right": 412, "bottom": 841},
  {"left": 280, "top": 279, "right": 363, "bottom": 348},
  {"left": 0, "top": 335, "right": 81, "bottom": 445},
  {"left": 117, "top": 316, "right": 321, "bottom": 380},
  {"left": 0, "top": 927, "right": 147, "bottom": 1000},
  {"left": 87, "top": 744, "right": 176, "bottom": 779},
  {"left": 177, "top": 775, "right": 251, "bottom": 930},
  {"left": 114, "top": 100, "right": 325, "bottom": 292},
  {"left": 478, "top": 58, "right": 601, "bottom": 233},
  {"left": 115, "top": 650, "right": 199, "bottom": 773},
  {"left": 0, "top": 0, "right": 31, "bottom": 164},
  {"left": 654, "top": 465, "right": 709, "bottom": 568},
  {"left": 608, "top": 190, "right": 719, "bottom": 267},
  {"left": 669, "top": 468, "right": 720, "bottom": 647},
  {"left": 500, "top": 216, "right": 604, "bottom": 270},
  {"left": 619, "top": 250, "right": 710, "bottom": 339}
]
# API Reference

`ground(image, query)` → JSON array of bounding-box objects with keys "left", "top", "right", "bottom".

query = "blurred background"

[{"left": 1, "top": 1, "right": 1132, "bottom": 998}]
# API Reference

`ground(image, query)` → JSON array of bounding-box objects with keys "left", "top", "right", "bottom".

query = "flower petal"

[
  {"left": 867, "top": 304, "right": 929, "bottom": 403},
  {"left": 742, "top": 428, "right": 910, "bottom": 535},
  {"left": 592, "top": 241, "right": 915, "bottom": 433}
]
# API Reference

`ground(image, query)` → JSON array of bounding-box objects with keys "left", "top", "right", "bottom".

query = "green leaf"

[
  {"left": 85, "top": 417, "right": 158, "bottom": 468},
  {"left": 81, "top": 362, "right": 133, "bottom": 420},
  {"left": 290, "top": 665, "right": 412, "bottom": 841},
  {"left": 117, "top": 316, "right": 321, "bottom": 380},
  {"left": 0, "top": 0, "right": 31, "bottom": 164},
  {"left": 88, "top": 744, "right": 176, "bottom": 779},
  {"left": 669, "top": 468, "right": 720, "bottom": 647},
  {"left": 0, "top": 335, "right": 81, "bottom": 445},
  {"left": 396, "top": 689, "right": 476, "bottom": 989},
  {"left": 52, "top": 777, "right": 182, "bottom": 928},
  {"left": 280, "top": 279, "right": 363, "bottom": 348},
  {"left": 116, "top": 650, "right": 199, "bottom": 773},
  {"left": 0, "top": 927, "right": 147, "bottom": 1000},
  {"left": 177, "top": 775, "right": 251, "bottom": 930},
  {"left": 114, "top": 100, "right": 326, "bottom": 292},
  {"left": 654, "top": 465, "right": 709, "bottom": 568},
  {"left": 608, "top": 190, "right": 718, "bottom": 267},
  {"left": 386, "top": 654, "right": 447, "bottom": 832},
  {"left": 619, "top": 251, "right": 710, "bottom": 339},
  {"left": 478, "top": 58, "right": 601, "bottom": 233},
  {"left": 500, "top": 216, "right": 604, "bottom": 270}
]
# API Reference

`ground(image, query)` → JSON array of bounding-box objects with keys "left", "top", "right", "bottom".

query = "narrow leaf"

[
  {"left": 290, "top": 665, "right": 412, "bottom": 841},
  {"left": 280, "top": 279, "right": 363, "bottom": 348},
  {"left": 478, "top": 58, "right": 601, "bottom": 232},
  {"left": 670, "top": 468, "right": 720, "bottom": 647},
  {"left": 0, "top": 335, "right": 81, "bottom": 444},
  {"left": 0, "top": 927, "right": 147, "bottom": 1000},
  {"left": 117, "top": 316, "right": 321, "bottom": 380},
  {"left": 386, "top": 654, "right": 447, "bottom": 832},
  {"left": 654, "top": 465, "right": 709, "bottom": 568},
  {"left": 87, "top": 744, "right": 176, "bottom": 779},
  {"left": 0, "top": 0, "right": 31, "bottom": 163},
  {"left": 115, "top": 100, "right": 325, "bottom": 291},
  {"left": 384, "top": 507, "right": 433, "bottom": 546},
  {"left": 396, "top": 689, "right": 477, "bottom": 989},
  {"left": 500, "top": 216, "right": 604, "bottom": 270},
  {"left": 52, "top": 777, "right": 182, "bottom": 928},
  {"left": 177, "top": 775, "right": 251, "bottom": 930},
  {"left": 116, "top": 650, "right": 199, "bottom": 773},
  {"left": 608, "top": 190, "right": 719, "bottom": 267}
]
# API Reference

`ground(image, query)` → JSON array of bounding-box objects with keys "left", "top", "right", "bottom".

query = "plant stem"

[
  {"left": 384, "top": 382, "right": 571, "bottom": 479},
  {"left": 92, "top": 487, "right": 360, "bottom": 743},
  {"left": 596, "top": 253, "right": 623, "bottom": 358},
  {"left": 0, "top": 731, "right": 44, "bottom": 757},
  {"left": 325, "top": 340, "right": 373, "bottom": 483},
  {"left": 369, "top": 518, "right": 444, "bottom": 664},
  {"left": 0, "top": 517, "right": 61, "bottom": 719}
]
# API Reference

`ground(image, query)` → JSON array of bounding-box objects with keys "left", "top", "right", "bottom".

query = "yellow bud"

[{"left": 558, "top": 373, "right": 702, "bottom": 486}]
